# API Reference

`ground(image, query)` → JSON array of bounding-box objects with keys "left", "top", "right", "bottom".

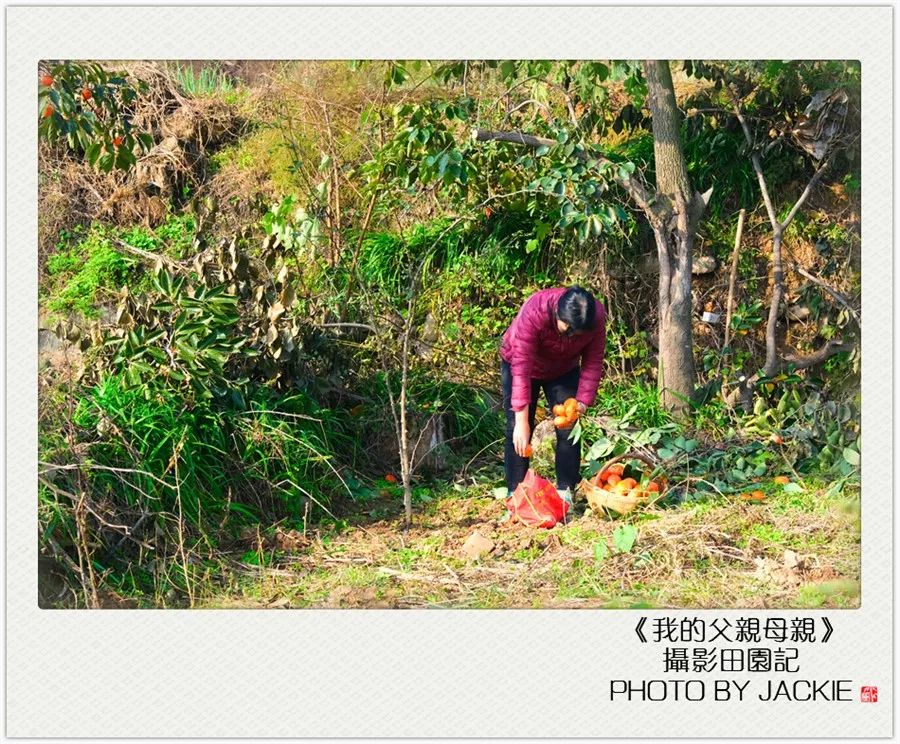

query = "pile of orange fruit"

[
  {"left": 552, "top": 398, "right": 580, "bottom": 429},
  {"left": 589, "top": 463, "right": 666, "bottom": 501}
]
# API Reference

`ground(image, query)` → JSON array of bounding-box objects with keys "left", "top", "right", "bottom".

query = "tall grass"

[
  {"left": 38, "top": 372, "right": 354, "bottom": 606},
  {"left": 172, "top": 63, "right": 235, "bottom": 98}
]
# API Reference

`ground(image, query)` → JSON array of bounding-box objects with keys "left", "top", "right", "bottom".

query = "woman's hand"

[
  {"left": 576, "top": 401, "right": 587, "bottom": 416},
  {"left": 513, "top": 408, "right": 531, "bottom": 457}
]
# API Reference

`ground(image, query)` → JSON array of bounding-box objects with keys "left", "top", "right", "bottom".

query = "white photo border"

[{"left": 6, "top": 5, "right": 892, "bottom": 738}]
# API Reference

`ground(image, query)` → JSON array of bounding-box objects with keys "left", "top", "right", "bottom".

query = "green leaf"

[
  {"left": 534, "top": 145, "right": 550, "bottom": 157},
  {"left": 586, "top": 437, "right": 613, "bottom": 461},
  {"left": 524, "top": 238, "right": 539, "bottom": 254},
  {"left": 499, "top": 60, "right": 517, "bottom": 81},
  {"left": 593, "top": 540, "right": 609, "bottom": 562},
  {"left": 842, "top": 447, "right": 860, "bottom": 466},
  {"left": 782, "top": 482, "right": 804, "bottom": 494},
  {"left": 612, "top": 524, "right": 638, "bottom": 553},
  {"left": 85, "top": 141, "right": 101, "bottom": 166}
]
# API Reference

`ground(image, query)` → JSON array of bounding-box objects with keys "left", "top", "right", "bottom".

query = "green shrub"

[{"left": 44, "top": 215, "right": 196, "bottom": 319}]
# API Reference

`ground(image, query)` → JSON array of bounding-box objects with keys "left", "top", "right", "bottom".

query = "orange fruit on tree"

[
  {"left": 40, "top": 74, "right": 53, "bottom": 87},
  {"left": 42, "top": 104, "right": 54, "bottom": 119},
  {"left": 82, "top": 87, "right": 93, "bottom": 100},
  {"left": 774, "top": 475, "right": 790, "bottom": 485},
  {"left": 113, "top": 135, "right": 124, "bottom": 147},
  {"left": 385, "top": 473, "right": 398, "bottom": 484}
]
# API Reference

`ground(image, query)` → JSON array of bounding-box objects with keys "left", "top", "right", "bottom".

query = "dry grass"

[{"left": 191, "top": 484, "right": 860, "bottom": 610}]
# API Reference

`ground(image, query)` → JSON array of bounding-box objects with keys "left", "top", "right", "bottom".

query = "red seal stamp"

[{"left": 860, "top": 686, "right": 878, "bottom": 703}]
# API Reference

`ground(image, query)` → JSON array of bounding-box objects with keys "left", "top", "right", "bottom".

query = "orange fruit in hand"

[
  {"left": 552, "top": 404, "right": 565, "bottom": 416},
  {"left": 42, "top": 104, "right": 54, "bottom": 119},
  {"left": 40, "top": 74, "right": 54, "bottom": 87},
  {"left": 523, "top": 444, "right": 533, "bottom": 458},
  {"left": 553, "top": 415, "right": 569, "bottom": 428},
  {"left": 774, "top": 475, "right": 790, "bottom": 485}
]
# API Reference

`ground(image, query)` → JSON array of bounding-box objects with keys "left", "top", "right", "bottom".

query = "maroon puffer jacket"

[{"left": 500, "top": 287, "right": 607, "bottom": 411}]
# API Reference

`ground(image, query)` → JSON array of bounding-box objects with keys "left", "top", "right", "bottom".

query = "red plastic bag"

[{"left": 506, "top": 469, "right": 569, "bottom": 528}]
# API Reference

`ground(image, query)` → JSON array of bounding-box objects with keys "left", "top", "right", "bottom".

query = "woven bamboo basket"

[{"left": 577, "top": 451, "right": 665, "bottom": 516}]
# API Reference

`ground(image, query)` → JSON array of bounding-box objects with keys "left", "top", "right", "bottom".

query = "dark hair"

[{"left": 557, "top": 286, "right": 596, "bottom": 332}]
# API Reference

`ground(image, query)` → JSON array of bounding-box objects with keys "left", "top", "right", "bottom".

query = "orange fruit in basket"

[
  {"left": 608, "top": 464, "right": 625, "bottom": 477},
  {"left": 628, "top": 487, "right": 644, "bottom": 500},
  {"left": 553, "top": 415, "right": 568, "bottom": 428},
  {"left": 606, "top": 473, "right": 621, "bottom": 487},
  {"left": 552, "top": 404, "right": 566, "bottom": 417},
  {"left": 613, "top": 481, "right": 631, "bottom": 495},
  {"left": 646, "top": 481, "right": 661, "bottom": 493},
  {"left": 620, "top": 477, "right": 637, "bottom": 490}
]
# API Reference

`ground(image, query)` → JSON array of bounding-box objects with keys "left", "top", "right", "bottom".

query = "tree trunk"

[
  {"left": 644, "top": 60, "right": 698, "bottom": 413},
  {"left": 764, "top": 227, "right": 784, "bottom": 376}
]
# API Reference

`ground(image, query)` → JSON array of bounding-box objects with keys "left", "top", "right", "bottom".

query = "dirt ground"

[{"left": 195, "top": 484, "right": 860, "bottom": 610}]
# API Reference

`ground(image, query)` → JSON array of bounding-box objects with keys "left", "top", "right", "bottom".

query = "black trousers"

[{"left": 501, "top": 360, "right": 581, "bottom": 493}]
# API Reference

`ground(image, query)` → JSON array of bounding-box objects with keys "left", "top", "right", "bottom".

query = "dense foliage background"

[{"left": 38, "top": 60, "right": 860, "bottom": 608}]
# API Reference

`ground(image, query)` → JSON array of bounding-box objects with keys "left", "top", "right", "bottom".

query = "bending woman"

[{"left": 499, "top": 285, "right": 607, "bottom": 508}]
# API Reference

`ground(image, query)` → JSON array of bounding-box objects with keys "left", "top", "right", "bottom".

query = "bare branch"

[
  {"left": 728, "top": 87, "right": 779, "bottom": 228},
  {"left": 791, "top": 263, "right": 860, "bottom": 328},
  {"left": 780, "top": 155, "right": 833, "bottom": 230},
  {"left": 783, "top": 339, "right": 853, "bottom": 369},
  {"left": 723, "top": 208, "right": 746, "bottom": 352}
]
